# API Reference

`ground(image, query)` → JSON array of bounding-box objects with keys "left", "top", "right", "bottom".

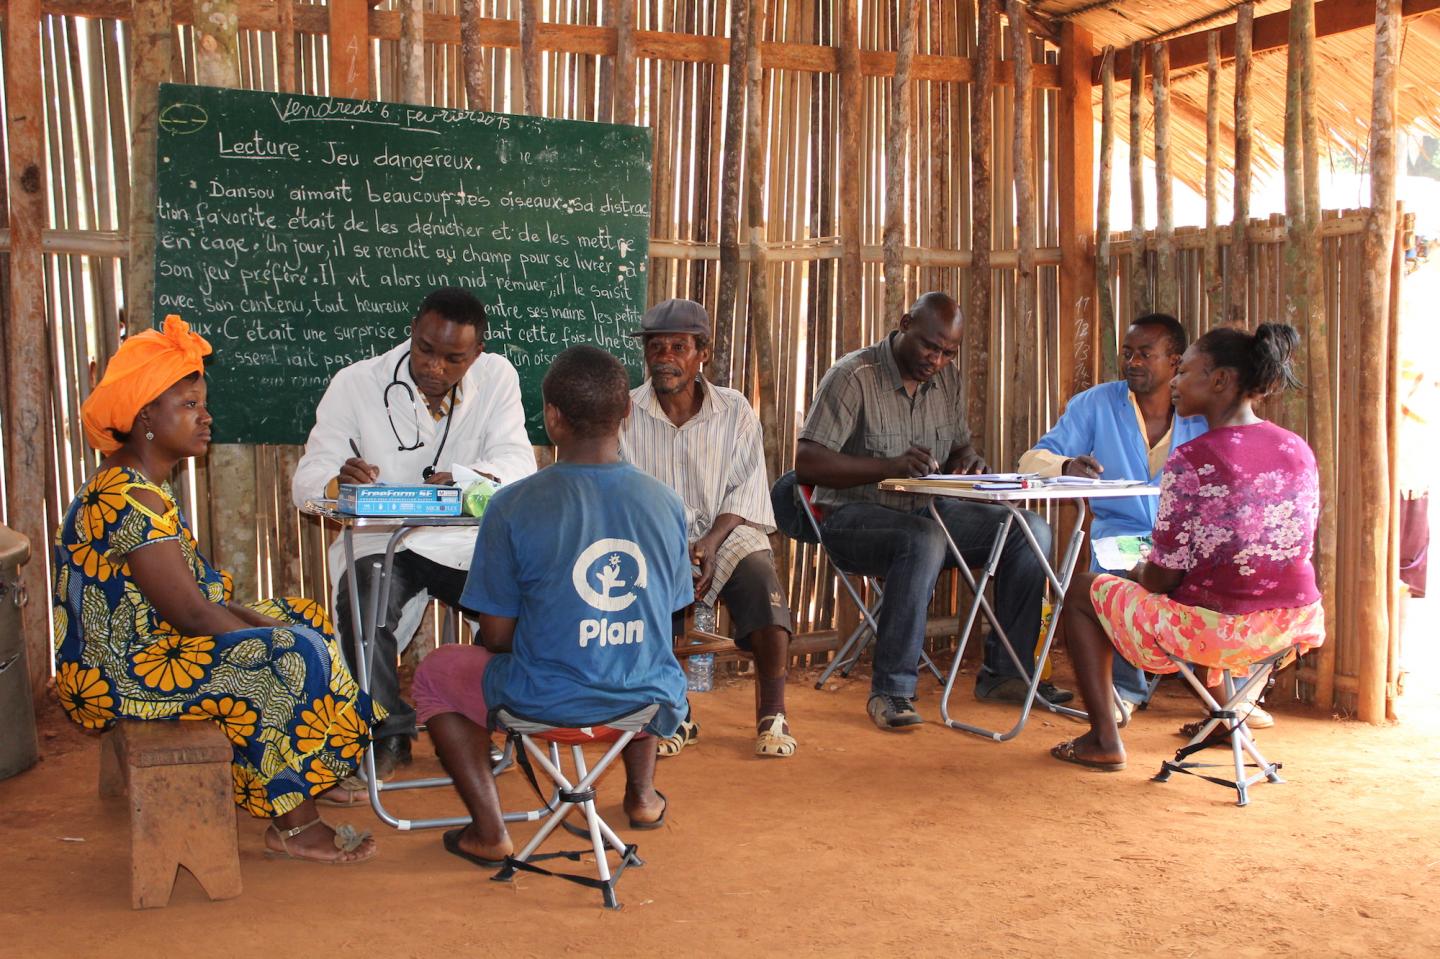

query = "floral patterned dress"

[
  {"left": 1090, "top": 421, "right": 1326, "bottom": 682},
  {"left": 52, "top": 466, "right": 381, "bottom": 818}
]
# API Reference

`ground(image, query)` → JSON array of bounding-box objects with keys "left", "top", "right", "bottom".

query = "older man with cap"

[{"left": 619, "top": 299, "right": 797, "bottom": 759}]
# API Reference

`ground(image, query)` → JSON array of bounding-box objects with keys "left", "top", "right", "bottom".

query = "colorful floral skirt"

[
  {"left": 55, "top": 597, "right": 382, "bottom": 818},
  {"left": 1090, "top": 575, "right": 1325, "bottom": 685}
]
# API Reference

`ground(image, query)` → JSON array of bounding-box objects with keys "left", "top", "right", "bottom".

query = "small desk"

[
  {"left": 877, "top": 479, "right": 1159, "bottom": 742},
  {"left": 304, "top": 501, "right": 554, "bottom": 831}
]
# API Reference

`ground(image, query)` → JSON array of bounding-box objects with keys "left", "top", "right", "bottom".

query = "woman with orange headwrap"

[{"left": 54, "top": 316, "right": 380, "bottom": 864}]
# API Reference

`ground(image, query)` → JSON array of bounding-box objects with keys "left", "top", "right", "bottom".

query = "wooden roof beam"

[
  {"left": 1096, "top": 0, "right": 1440, "bottom": 84},
  {"left": 24, "top": 1, "right": 1061, "bottom": 87}
]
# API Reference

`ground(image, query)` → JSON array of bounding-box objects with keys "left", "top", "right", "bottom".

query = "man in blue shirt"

[
  {"left": 1018, "top": 313, "right": 1207, "bottom": 713},
  {"left": 411, "top": 345, "right": 691, "bottom": 867}
]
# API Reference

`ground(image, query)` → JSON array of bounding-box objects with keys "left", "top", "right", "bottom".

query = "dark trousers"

[
  {"left": 336, "top": 549, "right": 470, "bottom": 740},
  {"left": 819, "top": 499, "right": 1051, "bottom": 698}
]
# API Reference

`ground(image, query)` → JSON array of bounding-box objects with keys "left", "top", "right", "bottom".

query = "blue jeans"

[{"left": 819, "top": 499, "right": 1052, "bottom": 698}]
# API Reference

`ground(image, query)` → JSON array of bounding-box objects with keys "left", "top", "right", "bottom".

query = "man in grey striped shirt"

[
  {"left": 620, "top": 299, "right": 797, "bottom": 760},
  {"left": 795, "top": 291, "right": 1072, "bottom": 731}
]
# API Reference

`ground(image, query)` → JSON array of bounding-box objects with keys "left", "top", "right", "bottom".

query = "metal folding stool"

[
  {"left": 1153, "top": 646, "right": 1299, "bottom": 806},
  {"left": 492, "top": 704, "right": 660, "bottom": 910},
  {"left": 772, "top": 472, "right": 943, "bottom": 689}
]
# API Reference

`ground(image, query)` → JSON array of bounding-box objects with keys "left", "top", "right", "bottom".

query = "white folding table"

[
  {"left": 304, "top": 501, "right": 558, "bottom": 831},
  {"left": 877, "top": 479, "right": 1160, "bottom": 742}
]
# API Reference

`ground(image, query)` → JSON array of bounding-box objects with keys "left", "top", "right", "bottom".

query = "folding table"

[{"left": 877, "top": 479, "right": 1160, "bottom": 742}]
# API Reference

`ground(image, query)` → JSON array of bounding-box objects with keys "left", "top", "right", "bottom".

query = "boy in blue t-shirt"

[{"left": 412, "top": 345, "right": 691, "bottom": 868}]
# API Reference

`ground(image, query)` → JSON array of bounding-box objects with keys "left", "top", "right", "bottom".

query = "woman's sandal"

[
  {"left": 755, "top": 713, "right": 797, "bottom": 758},
  {"left": 316, "top": 775, "right": 369, "bottom": 808},
  {"left": 657, "top": 717, "right": 699, "bottom": 758},
  {"left": 265, "top": 817, "right": 376, "bottom": 865}
]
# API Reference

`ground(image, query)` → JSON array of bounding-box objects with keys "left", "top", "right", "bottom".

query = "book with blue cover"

[{"left": 336, "top": 484, "right": 463, "bottom": 516}]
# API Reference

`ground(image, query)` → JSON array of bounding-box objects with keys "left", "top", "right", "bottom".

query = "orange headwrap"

[{"left": 81, "top": 315, "right": 212, "bottom": 454}]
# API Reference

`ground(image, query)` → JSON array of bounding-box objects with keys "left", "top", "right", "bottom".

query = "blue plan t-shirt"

[{"left": 462, "top": 461, "right": 692, "bottom": 737}]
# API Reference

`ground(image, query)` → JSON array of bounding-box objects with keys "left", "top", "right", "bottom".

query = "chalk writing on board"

[{"left": 153, "top": 83, "right": 653, "bottom": 445}]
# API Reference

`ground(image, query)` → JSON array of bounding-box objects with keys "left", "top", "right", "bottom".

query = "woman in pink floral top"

[{"left": 1051, "top": 323, "right": 1325, "bottom": 772}]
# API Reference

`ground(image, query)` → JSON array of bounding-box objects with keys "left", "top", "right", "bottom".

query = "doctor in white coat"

[{"left": 292, "top": 287, "right": 536, "bottom": 779}]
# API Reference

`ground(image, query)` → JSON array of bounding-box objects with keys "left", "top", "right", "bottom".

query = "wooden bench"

[{"left": 98, "top": 719, "right": 243, "bottom": 909}]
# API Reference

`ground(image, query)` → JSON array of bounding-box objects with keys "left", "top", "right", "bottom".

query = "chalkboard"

[{"left": 152, "top": 83, "right": 652, "bottom": 445}]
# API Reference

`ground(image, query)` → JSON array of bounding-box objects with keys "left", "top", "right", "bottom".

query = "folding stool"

[
  {"left": 774, "top": 471, "right": 944, "bottom": 689},
  {"left": 492, "top": 704, "right": 660, "bottom": 910},
  {"left": 1152, "top": 646, "right": 1299, "bottom": 806}
]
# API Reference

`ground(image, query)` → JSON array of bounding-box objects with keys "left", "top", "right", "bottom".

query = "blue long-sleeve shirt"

[{"left": 1022, "top": 380, "right": 1207, "bottom": 553}]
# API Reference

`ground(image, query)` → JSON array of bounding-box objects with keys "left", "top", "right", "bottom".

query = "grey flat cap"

[{"left": 630, "top": 298, "right": 710, "bottom": 338}]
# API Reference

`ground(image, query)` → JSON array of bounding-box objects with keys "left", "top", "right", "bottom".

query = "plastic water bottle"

[{"left": 686, "top": 604, "right": 716, "bottom": 692}]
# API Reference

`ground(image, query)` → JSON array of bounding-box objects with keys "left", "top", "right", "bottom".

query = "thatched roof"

[{"left": 1031, "top": 1, "right": 1440, "bottom": 191}]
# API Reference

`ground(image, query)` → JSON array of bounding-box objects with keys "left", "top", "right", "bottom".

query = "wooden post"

[
  {"left": 1059, "top": 22, "right": 1096, "bottom": 398},
  {"left": 194, "top": 0, "right": 258, "bottom": 603},
  {"left": 1230, "top": 2, "right": 1254, "bottom": 327},
  {"left": 1203, "top": 31, "right": 1222, "bottom": 325},
  {"left": 397, "top": 0, "right": 425, "bottom": 105},
  {"left": 1385, "top": 211, "right": 1404, "bottom": 720},
  {"left": 613, "top": 0, "right": 637, "bottom": 125},
  {"left": 712, "top": 0, "right": 750, "bottom": 385},
  {"left": 1127, "top": 41, "right": 1147, "bottom": 318},
  {"left": 744, "top": 0, "right": 778, "bottom": 481},
  {"left": 3, "top": 0, "right": 53, "bottom": 705},
  {"left": 1355, "top": 0, "right": 1400, "bottom": 724},
  {"left": 460, "top": 0, "right": 491, "bottom": 112},
  {"left": 837, "top": 0, "right": 862, "bottom": 357},
  {"left": 1150, "top": 42, "right": 1175, "bottom": 317},
  {"left": 328, "top": 0, "right": 370, "bottom": 99},
  {"left": 883, "top": 0, "right": 919, "bottom": 322},
  {"left": 193, "top": 2, "right": 239, "bottom": 88},
  {"left": 1095, "top": 45, "right": 1116, "bottom": 382},
  {"left": 1008, "top": 0, "right": 1036, "bottom": 460},
  {"left": 967, "top": 0, "right": 995, "bottom": 455},
  {"left": 520, "top": 0, "right": 541, "bottom": 115},
  {"left": 128, "top": 0, "right": 172, "bottom": 333},
  {"left": 276, "top": 0, "right": 296, "bottom": 94}
]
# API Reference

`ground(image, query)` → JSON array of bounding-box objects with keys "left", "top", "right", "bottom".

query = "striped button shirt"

[
  {"left": 620, "top": 377, "right": 776, "bottom": 605},
  {"left": 799, "top": 331, "right": 972, "bottom": 512}
]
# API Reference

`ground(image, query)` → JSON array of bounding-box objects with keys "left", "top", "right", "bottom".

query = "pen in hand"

[{"left": 349, "top": 438, "right": 361, "bottom": 458}]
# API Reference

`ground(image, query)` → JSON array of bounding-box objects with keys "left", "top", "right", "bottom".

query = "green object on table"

[{"left": 462, "top": 478, "right": 498, "bottom": 517}]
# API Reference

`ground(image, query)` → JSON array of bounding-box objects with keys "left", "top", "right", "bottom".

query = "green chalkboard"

[{"left": 152, "top": 83, "right": 652, "bottom": 444}]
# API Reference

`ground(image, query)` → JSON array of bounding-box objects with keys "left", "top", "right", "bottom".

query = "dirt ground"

[{"left": 3, "top": 633, "right": 1439, "bottom": 959}]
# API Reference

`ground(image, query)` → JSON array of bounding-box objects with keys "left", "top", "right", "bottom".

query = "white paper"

[{"left": 1093, "top": 535, "right": 1152, "bottom": 572}]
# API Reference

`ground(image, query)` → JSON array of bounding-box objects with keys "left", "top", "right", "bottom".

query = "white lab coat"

[{"left": 291, "top": 340, "right": 537, "bottom": 648}]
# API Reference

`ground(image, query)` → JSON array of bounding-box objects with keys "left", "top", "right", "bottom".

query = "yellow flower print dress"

[{"left": 52, "top": 467, "right": 383, "bottom": 818}]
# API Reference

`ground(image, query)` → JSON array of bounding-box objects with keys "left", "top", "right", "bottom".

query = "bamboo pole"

[
  {"left": 968, "top": 0, "right": 995, "bottom": 455},
  {"left": 743, "top": 0, "right": 777, "bottom": 480},
  {"left": 3, "top": 0, "right": 53, "bottom": 705},
  {"left": 613, "top": 0, "right": 636, "bottom": 123},
  {"left": 1385, "top": 210, "right": 1404, "bottom": 720},
  {"left": 711, "top": 0, "right": 749, "bottom": 385},
  {"left": 1058, "top": 21, "right": 1095, "bottom": 398},
  {"left": 1203, "top": 30, "right": 1221, "bottom": 325},
  {"left": 398, "top": 0, "right": 425, "bottom": 104},
  {"left": 1150, "top": 41, "right": 1175, "bottom": 317},
  {"left": 1008, "top": 0, "right": 1036, "bottom": 457},
  {"left": 520, "top": 0, "right": 541, "bottom": 113},
  {"left": 460, "top": 0, "right": 491, "bottom": 111},
  {"left": 837, "top": 0, "right": 862, "bottom": 356},
  {"left": 127, "top": 0, "right": 171, "bottom": 333},
  {"left": 1230, "top": 2, "right": 1254, "bottom": 327},
  {"left": 883, "top": 0, "right": 918, "bottom": 322},
  {"left": 276, "top": 0, "right": 295, "bottom": 93},
  {"left": 1127, "top": 40, "right": 1146, "bottom": 318},
  {"left": 1355, "top": 0, "right": 1400, "bottom": 724},
  {"left": 1095, "top": 44, "right": 1115, "bottom": 382}
]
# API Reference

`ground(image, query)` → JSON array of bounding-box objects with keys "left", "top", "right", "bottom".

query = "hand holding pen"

[{"left": 339, "top": 438, "right": 379, "bottom": 485}]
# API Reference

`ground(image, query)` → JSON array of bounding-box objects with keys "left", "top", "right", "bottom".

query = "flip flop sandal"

[
  {"left": 1049, "top": 739, "right": 1126, "bottom": 772},
  {"left": 266, "top": 818, "right": 376, "bottom": 864},
  {"left": 441, "top": 828, "right": 506, "bottom": 868},
  {"left": 657, "top": 717, "right": 699, "bottom": 758},
  {"left": 316, "top": 775, "right": 369, "bottom": 807},
  {"left": 627, "top": 790, "right": 668, "bottom": 830},
  {"left": 755, "top": 713, "right": 797, "bottom": 758}
]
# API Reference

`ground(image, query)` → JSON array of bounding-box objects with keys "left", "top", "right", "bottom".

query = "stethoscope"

[{"left": 383, "top": 349, "right": 455, "bottom": 481}]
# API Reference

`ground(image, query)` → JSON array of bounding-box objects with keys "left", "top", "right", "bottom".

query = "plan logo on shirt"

[{"left": 573, "top": 538, "right": 649, "bottom": 648}]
